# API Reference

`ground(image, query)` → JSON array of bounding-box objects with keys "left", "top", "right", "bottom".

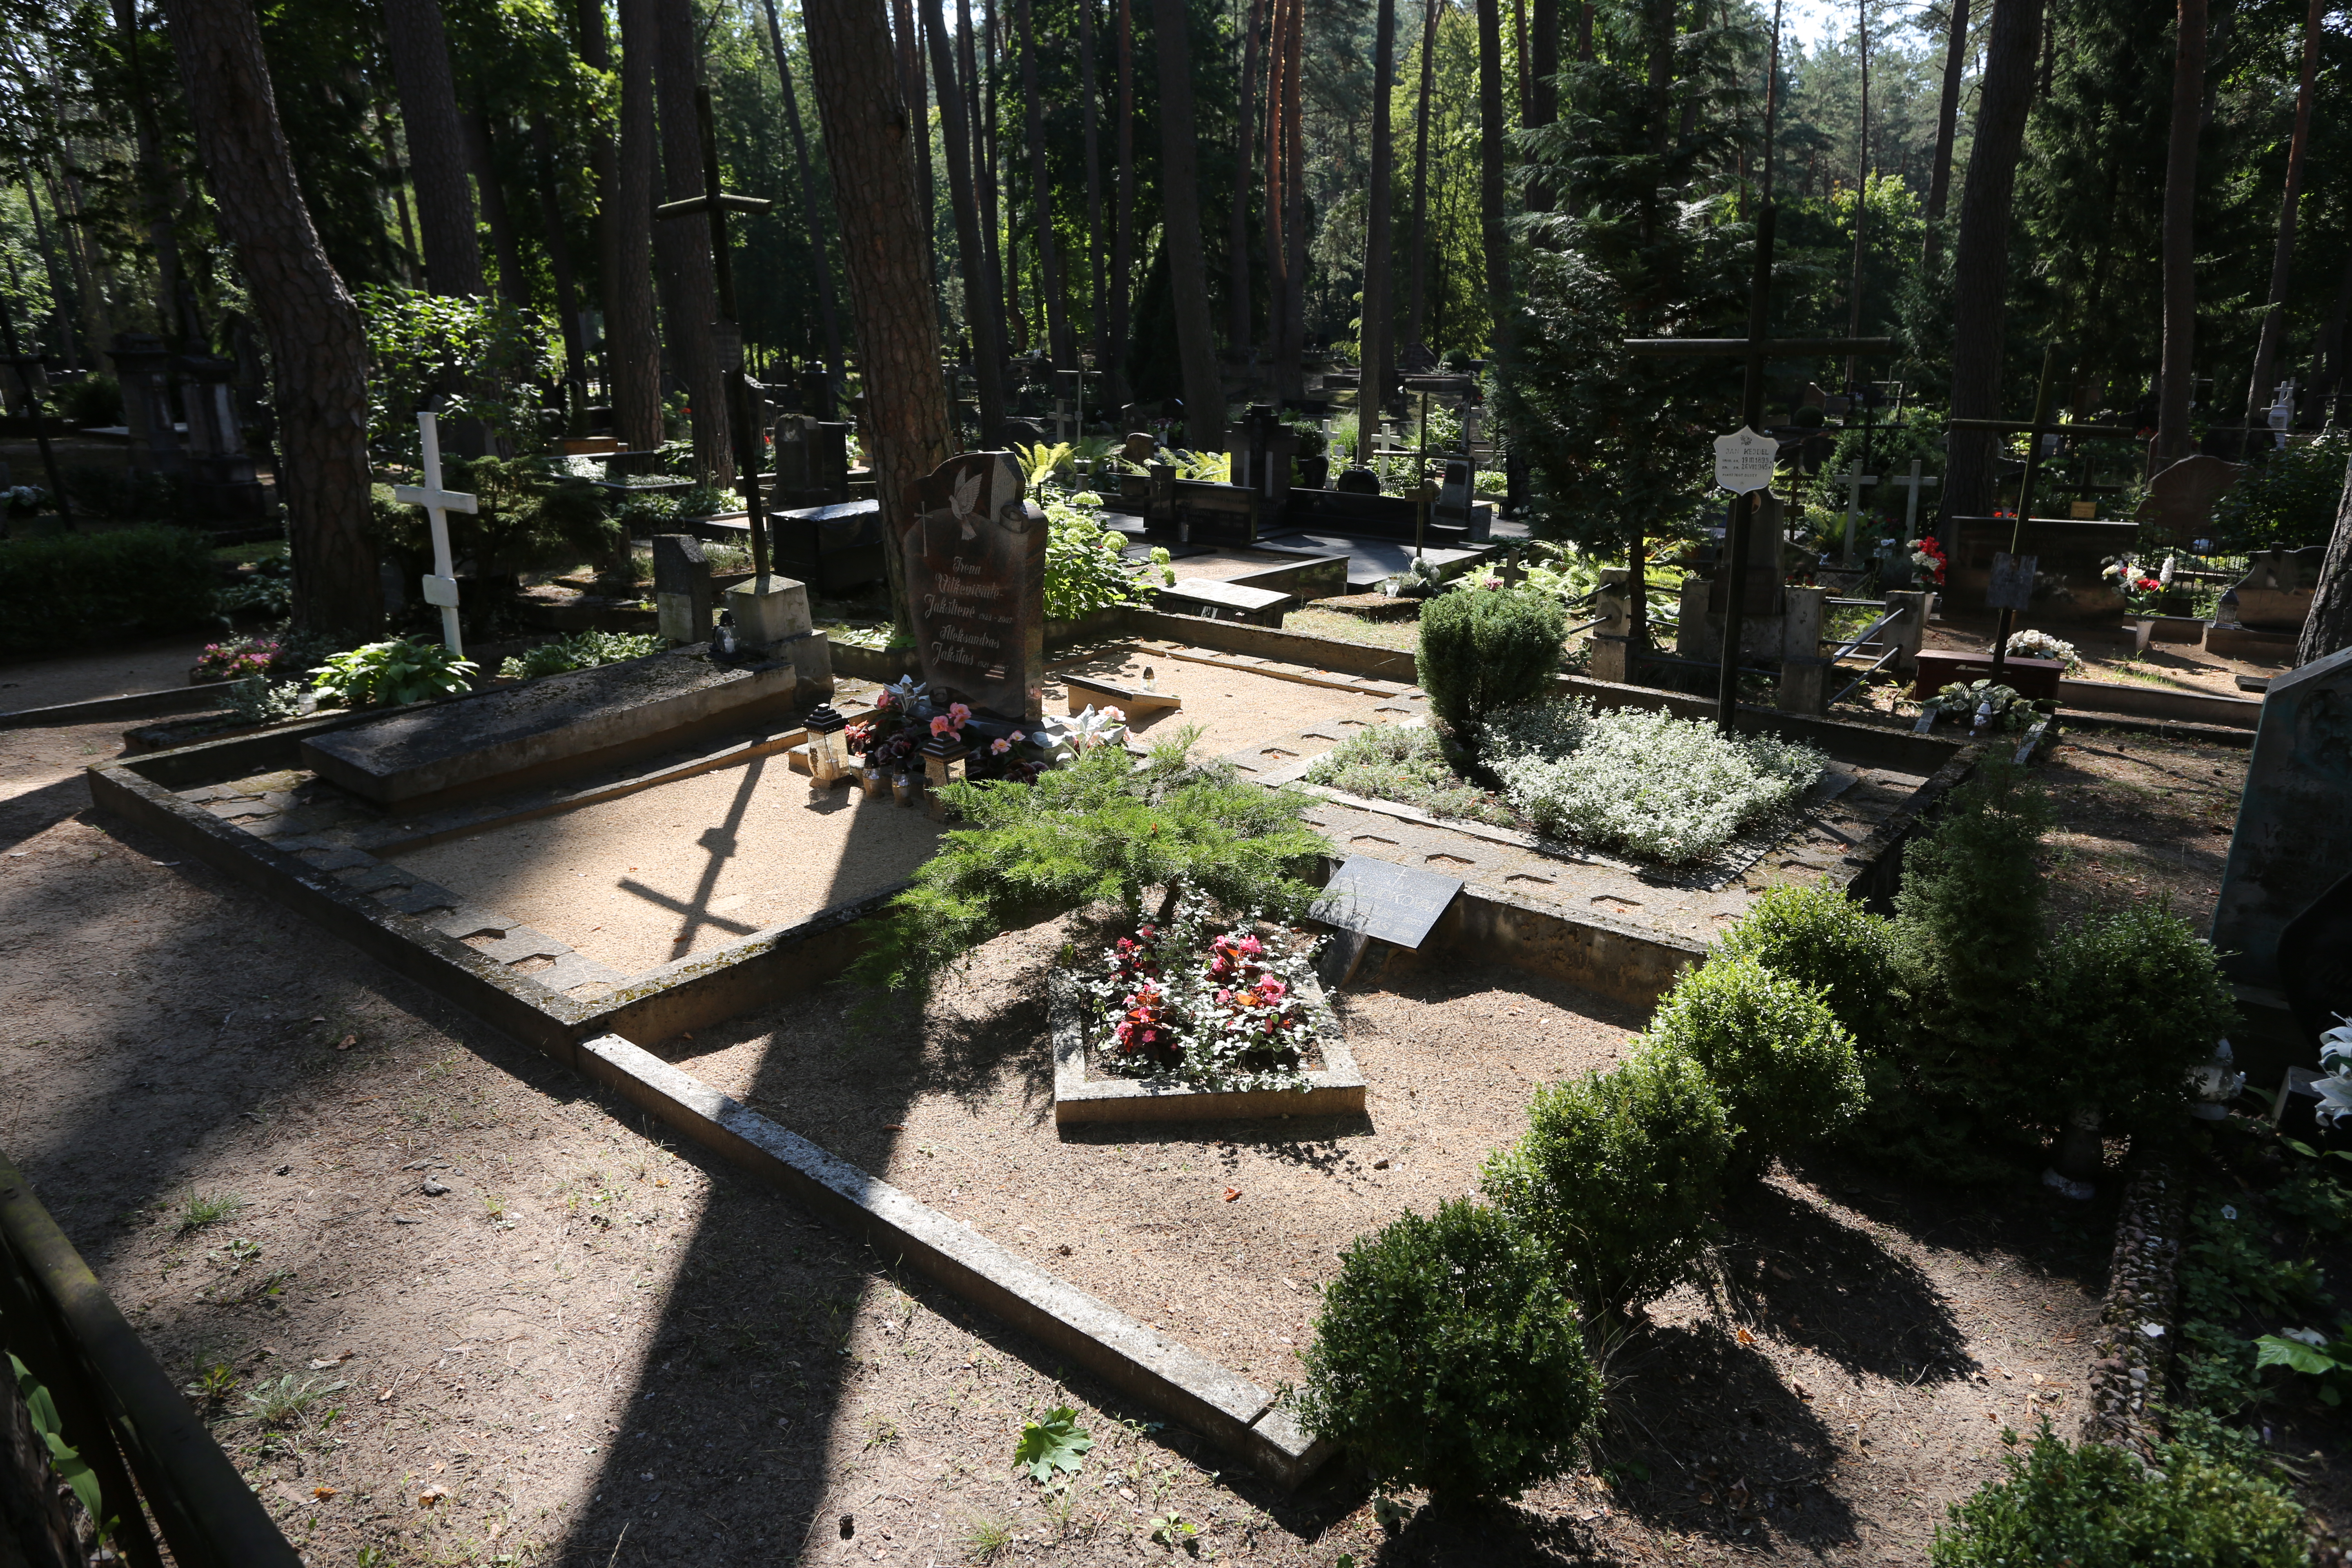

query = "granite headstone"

[
  {"left": 898, "top": 451, "right": 1047, "bottom": 722},
  {"left": 653, "top": 534, "right": 713, "bottom": 646},
  {"left": 2212, "top": 642, "right": 2352, "bottom": 993}
]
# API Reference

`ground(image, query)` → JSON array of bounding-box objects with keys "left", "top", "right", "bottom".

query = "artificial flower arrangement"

[
  {"left": 844, "top": 677, "right": 1125, "bottom": 789},
  {"left": 1921, "top": 678, "right": 2032, "bottom": 732},
  {"left": 194, "top": 636, "right": 282, "bottom": 682},
  {"left": 1080, "top": 890, "right": 1327, "bottom": 1093},
  {"left": 2004, "top": 629, "right": 2081, "bottom": 670},
  {"left": 2101, "top": 552, "right": 2175, "bottom": 612},
  {"left": 1907, "top": 536, "right": 1946, "bottom": 586}
]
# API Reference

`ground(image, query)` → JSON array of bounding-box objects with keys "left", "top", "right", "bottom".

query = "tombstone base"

[{"left": 724, "top": 573, "right": 815, "bottom": 646}]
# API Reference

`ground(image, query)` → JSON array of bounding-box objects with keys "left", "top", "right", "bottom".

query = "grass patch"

[
  {"left": 177, "top": 1189, "right": 247, "bottom": 1232},
  {"left": 1302, "top": 724, "right": 1519, "bottom": 829}
]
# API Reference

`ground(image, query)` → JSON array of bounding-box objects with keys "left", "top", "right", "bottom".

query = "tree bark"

[
  {"left": 1231, "top": 0, "right": 1266, "bottom": 358},
  {"left": 1922, "top": 0, "right": 1969, "bottom": 265},
  {"left": 2301, "top": 456, "right": 2352, "bottom": 664},
  {"left": 1016, "top": 0, "right": 1069, "bottom": 366},
  {"left": 759, "top": 0, "right": 846, "bottom": 388},
  {"left": 1078, "top": 0, "right": 1107, "bottom": 379},
  {"left": 1358, "top": 0, "right": 1397, "bottom": 452},
  {"left": 1476, "top": 0, "right": 1510, "bottom": 359},
  {"left": 650, "top": 0, "right": 731, "bottom": 481},
  {"left": 803, "top": 0, "right": 952, "bottom": 624},
  {"left": 466, "top": 111, "right": 529, "bottom": 309},
  {"left": 1150, "top": 0, "right": 1227, "bottom": 448},
  {"left": 2156, "top": 0, "right": 2205, "bottom": 464},
  {"left": 1940, "top": 0, "right": 2044, "bottom": 528},
  {"left": 529, "top": 119, "right": 587, "bottom": 410},
  {"left": 157, "top": 0, "right": 379, "bottom": 636},
  {"left": 891, "top": 0, "right": 939, "bottom": 295},
  {"left": 1280, "top": 0, "right": 1306, "bottom": 396},
  {"left": 609, "top": 0, "right": 665, "bottom": 450},
  {"left": 1844, "top": 0, "right": 1868, "bottom": 388},
  {"left": 924, "top": 0, "right": 1005, "bottom": 438},
  {"left": 2244, "top": 0, "right": 2323, "bottom": 432},
  {"left": 1526, "top": 0, "right": 1555, "bottom": 211},
  {"left": 572, "top": 0, "right": 612, "bottom": 386},
  {"left": 1404, "top": 0, "right": 1440, "bottom": 355},
  {"left": 962, "top": 0, "right": 1008, "bottom": 371},
  {"left": 1110, "top": 0, "right": 1135, "bottom": 406},
  {"left": 381, "top": 0, "right": 484, "bottom": 298}
]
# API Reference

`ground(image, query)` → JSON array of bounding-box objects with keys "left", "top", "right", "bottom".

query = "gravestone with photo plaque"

[{"left": 897, "top": 450, "right": 1048, "bottom": 723}]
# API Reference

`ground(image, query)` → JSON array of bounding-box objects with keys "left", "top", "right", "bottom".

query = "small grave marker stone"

[
  {"left": 2212, "top": 642, "right": 2352, "bottom": 994},
  {"left": 653, "top": 534, "right": 713, "bottom": 646},
  {"left": 898, "top": 451, "right": 1047, "bottom": 722},
  {"left": 1312, "top": 854, "right": 1463, "bottom": 987}
]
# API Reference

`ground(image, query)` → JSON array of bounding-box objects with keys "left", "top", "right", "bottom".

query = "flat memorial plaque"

[
  {"left": 1312, "top": 855, "right": 1464, "bottom": 949},
  {"left": 899, "top": 451, "right": 1047, "bottom": 722}
]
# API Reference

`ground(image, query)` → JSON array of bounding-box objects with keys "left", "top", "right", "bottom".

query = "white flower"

[
  {"left": 2312, "top": 1074, "right": 2352, "bottom": 1128},
  {"left": 2221, "top": 1205, "right": 2239, "bottom": 1221},
  {"left": 2281, "top": 1326, "right": 2330, "bottom": 1347},
  {"left": 2159, "top": 555, "right": 2176, "bottom": 587}
]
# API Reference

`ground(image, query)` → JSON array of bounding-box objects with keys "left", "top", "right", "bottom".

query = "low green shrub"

[
  {"left": 497, "top": 629, "right": 662, "bottom": 681},
  {"left": 1893, "top": 759, "right": 2053, "bottom": 1069},
  {"left": 2208, "top": 430, "right": 2350, "bottom": 553},
  {"left": 1643, "top": 957, "right": 1865, "bottom": 1173},
  {"left": 1483, "top": 1048, "right": 1733, "bottom": 1310},
  {"left": 0, "top": 524, "right": 217, "bottom": 655},
  {"left": 2038, "top": 904, "right": 2238, "bottom": 1138},
  {"left": 311, "top": 639, "right": 477, "bottom": 708},
  {"left": 1295, "top": 1199, "right": 1602, "bottom": 1501},
  {"left": 1300, "top": 722, "right": 1517, "bottom": 828},
  {"left": 1711, "top": 882, "right": 1904, "bottom": 1055},
  {"left": 1931, "top": 1425, "right": 2308, "bottom": 1568},
  {"left": 1417, "top": 586, "right": 1564, "bottom": 732}
]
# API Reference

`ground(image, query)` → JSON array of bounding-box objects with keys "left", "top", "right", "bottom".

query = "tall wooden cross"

[
  {"left": 656, "top": 85, "right": 777, "bottom": 579},
  {"left": 392, "top": 410, "right": 478, "bottom": 656},
  {"left": 1624, "top": 203, "right": 1896, "bottom": 730},
  {"left": 1945, "top": 346, "right": 2136, "bottom": 679}
]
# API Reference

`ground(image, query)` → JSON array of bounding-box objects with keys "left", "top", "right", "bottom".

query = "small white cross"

[
  {"left": 1889, "top": 458, "right": 1941, "bottom": 532},
  {"left": 391, "top": 411, "right": 479, "bottom": 657}
]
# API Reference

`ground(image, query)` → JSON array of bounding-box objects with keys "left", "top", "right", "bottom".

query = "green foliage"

[
  {"left": 356, "top": 285, "right": 561, "bottom": 459},
  {"left": 2253, "top": 1325, "right": 2352, "bottom": 1406},
  {"left": 1712, "top": 882, "right": 1904, "bottom": 1055},
  {"left": 0, "top": 524, "right": 217, "bottom": 655},
  {"left": 241, "top": 1373, "right": 347, "bottom": 1428},
  {"left": 1417, "top": 587, "right": 1564, "bottom": 733},
  {"left": 9, "top": 1354, "right": 101, "bottom": 1529},
  {"left": 1295, "top": 1200, "right": 1602, "bottom": 1501},
  {"left": 1642, "top": 958, "right": 1865, "bottom": 1172},
  {"left": 2037, "top": 904, "right": 2238, "bottom": 1136},
  {"left": 1042, "top": 492, "right": 1166, "bottom": 621},
  {"left": 56, "top": 374, "right": 123, "bottom": 428},
  {"left": 1302, "top": 722, "right": 1519, "bottom": 829},
  {"left": 311, "top": 639, "right": 478, "bottom": 708},
  {"left": 214, "top": 554, "right": 294, "bottom": 621},
  {"left": 845, "top": 739, "right": 1329, "bottom": 1002},
  {"left": 1011, "top": 1407, "right": 1094, "bottom": 1482},
  {"left": 497, "top": 629, "right": 662, "bottom": 681},
  {"left": 1893, "top": 760, "right": 2054, "bottom": 1076},
  {"left": 373, "top": 457, "right": 616, "bottom": 582},
  {"left": 1483, "top": 1049, "right": 1734, "bottom": 1310},
  {"left": 1930, "top": 1425, "right": 2307, "bottom": 1568},
  {"left": 2208, "top": 433, "right": 2350, "bottom": 554},
  {"left": 225, "top": 677, "right": 309, "bottom": 724}
]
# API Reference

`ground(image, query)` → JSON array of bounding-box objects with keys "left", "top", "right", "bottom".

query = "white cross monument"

[
  {"left": 1889, "top": 458, "right": 1940, "bottom": 534},
  {"left": 1836, "top": 461, "right": 1879, "bottom": 564},
  {"left": 391, "top": 411, "right": 478, "bottom": 657}
]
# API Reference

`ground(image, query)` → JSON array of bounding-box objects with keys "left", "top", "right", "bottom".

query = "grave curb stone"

[{"left": 1047, "top": 971, "right": 1365, "bottom": 1125}]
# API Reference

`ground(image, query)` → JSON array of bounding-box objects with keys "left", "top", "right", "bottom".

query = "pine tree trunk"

[
  {"left": 573, "top": 0, "right": 616, "bottom": 393},
  {"left": 1526, "top": 0, "right": 1555, "bottom": 211},
  {"left": 380, "top": 0, "right": 483, "bottom": 297},
  {"left": 924, "top": 0, "right": 1006, "bottom": 438},
  {"left": 1016, "top": 0, "right": 1069, "bottom": 366},
  {"left": 157, "top": 0, "right": 380, "bottom": 637},
  {"left": 1476, "top": 0, "right": 1510, "bottom": 358},
  {"left": 964, "top": 0, "right": 1010, "bottom": 378},
  {"left": 529, "top": 119, "right": 587, "bottom": 406},
  {"left": 891, "top": 0, "right": 939, "bottom": 295},
  {"left": 1110, "top": 0, "right": 1135, "bottom": 406},
  {"left": 1358, "top": 0, "right": 1397, "bottom": 448},
  {"left": 1404, "top": 0, "right": 1439, "bottom": 354},
  {"left": 1921, "top": 0, "right": 1969, "bottom": 265},
  {"left": 1078, "top": 0, "right": 1107, "bottom": 379},
  {"left": 650, "top": 0, "right": 732, "bottom": 481},
  {"left": 1844, "top": 0, "right": 1868, "bottom": 389},
  {"left": 1280, "top": 0, "right": 1306, "bottom": 397},
  {"left": 802, "top": 0, "right": 951, "bottom": 627},
  {"left": 2156, "top": 0, "right": 2205, "bottom": 465},
  {"left": 466, "top": 111, "right": 529, "bottom": 309},
  {"left": 2301, "top": 456, "right": 2352, "bottom": 664},
  {"left": 1151, "top": 0, "right": 1227, "bottom": 449},
  {"left": 1941, "top": 0, "right": 2044, "bottom": 528},
  {"left": 2244, "top": 0, "right": 2323, "bottom": 430},
  {"left": 610, "top": 0, "right": 665, "bottom": 450},
  {"left": 759, "top": 0, "right": 847, "bottom": 387},
  {"left": 1231, "top": 0, "right": 1266, "bottom": 356},
  {"left": 1263, "top": 0, "right": 1289, "bottom": 393}
]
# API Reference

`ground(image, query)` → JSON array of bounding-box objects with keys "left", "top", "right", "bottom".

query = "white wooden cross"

[
  {"left": 1889, "top": 457, "right": 1941, "bottom": 532},
  {"left": 1837, "top": 461, "right": 1879, "bottom": 564},
  {"left": 392, "top": 411, "right": 478, "bottom": 657}
]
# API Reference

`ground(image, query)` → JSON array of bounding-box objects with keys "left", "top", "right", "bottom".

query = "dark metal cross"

[
  {"left": 657, "top": 85, "right": 777, "bottom": 578},
  {"left": 1944, "top": 345, "right": 2136, "bottom": 680},
  {"left": 1624, "top": 203, "right": 1895, "bottom": 730}
]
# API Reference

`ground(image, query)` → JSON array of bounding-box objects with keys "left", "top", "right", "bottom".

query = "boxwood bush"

[
  {"left": 2038, "top": 904, "right": 2239, "bottom": 1138},
  {"left": 1417, "top": 585, "right": 1563, "bottom": 733},
  {"left": 1295, "top": 1199, "right": 1602, "bottom": 1501},
  {"left": 1483, "top": 1048, "right": 1734, "bottom": 1311},
  {"left": 1932, "top": 1426, "right": 2307, "bottom": 1568},
  {"left": 1644, "top": 956, "right": 1865, "bottom": 1175},
  {"left": 0, "top": 524, "right": 218, "bottom": 655},
  {"left": 1711, "top": 882, "right": 1904, "bottom": 1055}
]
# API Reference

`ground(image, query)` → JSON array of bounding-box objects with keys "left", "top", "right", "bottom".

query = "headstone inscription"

[
  {"left": 653, "top": 534, "right": 713, "bottom": 645},
  {"left": 2211, "top": 641, "right": 2352, "bottom": 995},
  {"left": 898, "top": 451, "right": 1047, "bottom": 722},
  {"left": 1311, "top": 855, "right": 1466, "bottom": 988}
]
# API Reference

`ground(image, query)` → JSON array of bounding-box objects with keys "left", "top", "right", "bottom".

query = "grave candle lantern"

[
  {"left": 802, "top": 702, "right": 850, "bottom": 791},
  {"left": 921, "top": 733, "right": 969, "bottom": 822}
]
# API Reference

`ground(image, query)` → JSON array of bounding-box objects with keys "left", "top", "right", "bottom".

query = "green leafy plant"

[
  {"left": 1043, "top": 491, "right": 1169, "bottom": 621},
  {"left": 2207, "top": 430, "right": 2352, "bottom": 552},
  {"left": 0, "top": 524, "right": 217, "bottom": 655},
  {"left": 312, "top": 639, "right": 478, "bottom": 708},
  {"left": 1015, "top": 441, "right": 1077, "bottom": 494},
  {"left": 2254, "top": 1322, "right": 2352, "bottom": 1405},
  {"left": 214, "top": 554, "right": 294, "bottom": 621},
  {"left": 1930, "top": 1425, "right": 2306, "bottom": 1568},
  {"left": 224, "top": 677, "right": 310, "bottom": 725},
  {"left": 1301, "top": 722, "right": 1518, "bottom": 828},
  {"left": 1148, "top": 1511, "right": 1198, "bottom": 1547},
  {"left": 1483, "top": 1048, "right": 1733, "bottom": 1311},
  {"left": 356, "top": 284, "right": 560, "bottom": 459},
  {"left": 1013, "top": 1406, "right": 1094, "bottom": 1482},
  {"left": 846, "top": 738, "right": 1328, "bottom": 1003},
  {"left": 497, "top": 629, "right": 662, "bottom": 681},
  {"left": 2036, "top": 904, "right": 2238, "bottom": 1138},
  {"left": 1641, "top": 956, "right": 1865, "bottom": 1174},
  {"left": 1295, "top": 1199, "right": 1602, "bottom": 1501},
  {"left": 1417, "top": 586, "right": 1564, "bottom": 732},
  {"left": 1711, "top": 882, "right": 1905, "bottom": 1054},
  {"left": 962, "top": 1515, "right": 1013, "bottom": 1558},
  {"left": 10, "top": 1354, "right": 102, "bottom": 1530}
]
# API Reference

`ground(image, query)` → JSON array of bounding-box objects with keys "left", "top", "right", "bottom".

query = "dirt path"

[{"left": 0, "top": 642, "right": 2282, "bottom": 1566}]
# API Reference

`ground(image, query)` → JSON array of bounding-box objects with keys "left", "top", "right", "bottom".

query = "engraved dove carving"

[{"left": 949, "top": 467, "right": 984, "bottom": 540}]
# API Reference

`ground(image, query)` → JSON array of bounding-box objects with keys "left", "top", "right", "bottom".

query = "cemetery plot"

[{"left": 1043, "top": 642, "right": 1424, "bottom": 756}]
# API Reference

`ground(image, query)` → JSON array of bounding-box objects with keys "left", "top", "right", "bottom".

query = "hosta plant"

[{"left": 310, "top": 639, "right": 478, "bottom": 709}]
